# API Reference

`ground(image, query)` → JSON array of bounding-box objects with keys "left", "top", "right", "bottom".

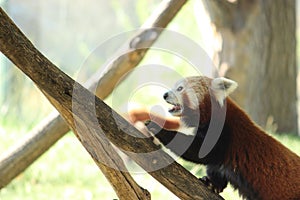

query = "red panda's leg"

[
  {"left": 200, "top": 166, "right": 228, "bottom": 193},
  {"left": 146, "top": 121, "right": 203, "bottom": 163},
  {"left": 146, "top": 121, "right": 228, "bottom": 194}
]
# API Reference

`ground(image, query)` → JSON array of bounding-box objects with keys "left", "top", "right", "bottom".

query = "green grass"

[
  {"left": 0, "top": 126, "right": 299, "bottom": 200},
  {"left": 0, "top": 129, "right": 179, "bottom": 200},
  {"left": 0, "top": 132, "right": 116, "bottom": 200}
]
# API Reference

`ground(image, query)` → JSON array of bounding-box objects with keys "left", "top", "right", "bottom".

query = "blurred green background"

[{"left": 0, "top": 0, "right": 300, "bottom": 199}]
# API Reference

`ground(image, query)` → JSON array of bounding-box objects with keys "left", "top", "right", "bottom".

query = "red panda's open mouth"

[{"left": 168, "top": 103, "right": 183, "bottom": 116}]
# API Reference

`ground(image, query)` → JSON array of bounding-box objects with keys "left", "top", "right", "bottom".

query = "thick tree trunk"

[
  {"left": 0, "top": 6, "right": 223, "bottom": 200},
  {"left": 203, "top": 0, "right": 298, "bottom": 134}
]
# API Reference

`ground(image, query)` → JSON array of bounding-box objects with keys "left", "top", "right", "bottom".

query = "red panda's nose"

[{"left": 163, "top": 92, "right": 168, "bottom": 100}]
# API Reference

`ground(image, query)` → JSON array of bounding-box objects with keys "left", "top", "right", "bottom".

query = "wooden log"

[
  {"left": 0, "top": 6, "right": 223, "bottom": 200},
  {"left": 0, "top": 0, "right": 187, "bottom": 191}
]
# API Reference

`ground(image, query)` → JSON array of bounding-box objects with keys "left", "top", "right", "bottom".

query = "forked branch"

[{"left": 0, "top": 6, "right": 223, "bottom": 200}]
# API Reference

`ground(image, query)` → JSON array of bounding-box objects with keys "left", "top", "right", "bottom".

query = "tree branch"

[
  {"left": 0, "top": 6, "right": 223, "bottom": 200},
  {"left": 0, "top": 0, "right": 187, "bottom": 191}
]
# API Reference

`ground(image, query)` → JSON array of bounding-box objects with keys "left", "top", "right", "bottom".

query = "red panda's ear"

[{"left": 210, "top": 77, "right": 238, "bottom": 106}]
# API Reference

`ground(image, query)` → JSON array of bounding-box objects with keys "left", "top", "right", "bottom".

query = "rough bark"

[
  {"left": 203, "top": 0, "right": 298, "bottom": 134},
  {"left": 0, "top": 0, "right": 188, "bottom": 190},
  {"left": 0, "top": 6, "right": 223, "bottom": 200}
]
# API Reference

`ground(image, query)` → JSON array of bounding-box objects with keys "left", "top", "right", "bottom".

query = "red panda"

[{"left": 129, "top": 76, "right": 300, "bottom": 200}]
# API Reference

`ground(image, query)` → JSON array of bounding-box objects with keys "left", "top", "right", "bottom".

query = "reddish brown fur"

[
  {"left": 223, "top": 98, "right": 300, "bottom": 199},
  {"left": 187, "top": 76, "right": 300, "bottom": 199}
]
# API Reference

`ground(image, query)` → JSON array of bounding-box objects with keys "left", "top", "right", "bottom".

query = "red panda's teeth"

[{"left": 168, "top": 104, "right": 181, "bottom": 113}]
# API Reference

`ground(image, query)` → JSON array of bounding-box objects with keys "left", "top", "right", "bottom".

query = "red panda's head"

[{"left": 163, "top": 76, "right": 237, "bottom": 126}]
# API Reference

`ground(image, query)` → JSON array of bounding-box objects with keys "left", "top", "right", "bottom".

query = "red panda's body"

[
  {"left": 220, "top": 98, "right": 300, "bottom": 199},
  {"left": 130, "top": 76, "right": 300, "bottom": 200}
]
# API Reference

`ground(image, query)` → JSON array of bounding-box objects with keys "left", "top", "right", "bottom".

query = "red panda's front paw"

[{"left": 199, "top": 176, "right": 224, "bottom": 194}]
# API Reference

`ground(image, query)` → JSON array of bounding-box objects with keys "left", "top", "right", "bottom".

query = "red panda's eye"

[{"left": 177, "top": 86, "right": 183, "bottom": 92}]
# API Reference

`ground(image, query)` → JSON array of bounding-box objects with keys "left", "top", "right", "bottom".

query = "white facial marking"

[
  {"left": 184, "top": 87, "right": 199, "bottom": 110},
  {"left": 164, "top": 80, "right": 186, "bottom": 116}
]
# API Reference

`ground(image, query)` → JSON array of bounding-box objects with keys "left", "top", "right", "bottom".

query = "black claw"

[
  {"left": 144, "top": 120, "right": 151, "bottom": 126},
  {"left": 199, "top": 176, "right": 210, "bottom": 185},
  {"left": 199, "top": 176, "right": 224, "bottom": 194}
]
